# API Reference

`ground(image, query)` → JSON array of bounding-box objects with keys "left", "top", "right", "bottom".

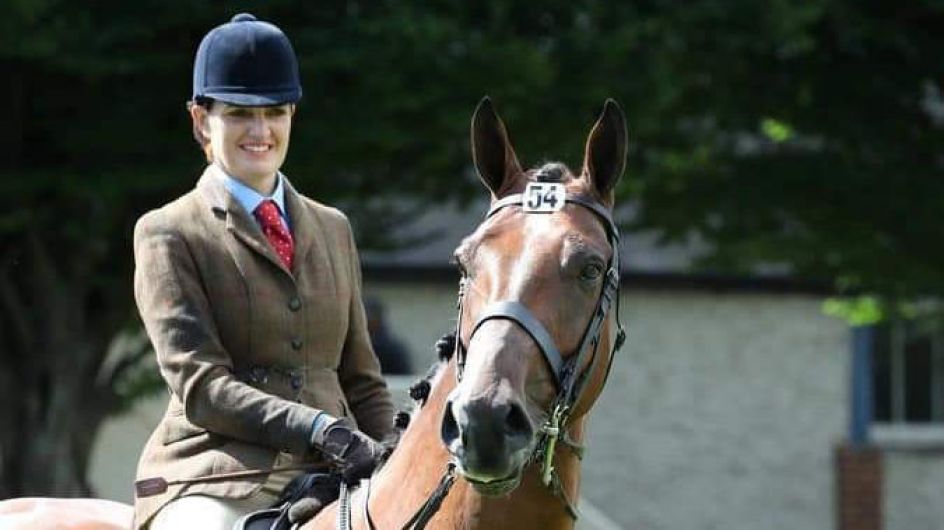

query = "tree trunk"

[{"left": 0, "top": 231, "right": 139, "bottom": 497}]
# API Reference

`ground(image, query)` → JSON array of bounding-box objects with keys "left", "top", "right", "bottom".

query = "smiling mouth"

[{"left": 240, "top": 144, "right": 272, "bottom": 153}]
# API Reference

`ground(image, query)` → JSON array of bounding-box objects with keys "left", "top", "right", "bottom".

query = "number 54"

[{"left": 523, "top": 182, "right": 564, "bottom": 212}]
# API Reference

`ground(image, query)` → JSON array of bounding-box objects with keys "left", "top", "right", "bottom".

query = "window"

[
  {"left": 872, "top": 320, "right": 944, "bottom": 424},
  {"left": 864, "top": 318, "right": 944, "bottom": 448}
]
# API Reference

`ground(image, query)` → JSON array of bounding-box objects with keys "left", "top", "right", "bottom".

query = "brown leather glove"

[{"left": 312, "top": 417, "right": 385, "bottom": 485}]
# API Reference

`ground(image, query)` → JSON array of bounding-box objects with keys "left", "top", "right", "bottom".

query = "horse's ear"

[
  {"left": 582, "top": 99, "right": 628, "bottom": 202},
  {"left": 471, "top": 96, "right": 522, "bottom": 196}
]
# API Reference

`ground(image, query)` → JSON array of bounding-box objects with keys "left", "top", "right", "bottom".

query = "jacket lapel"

[
  {"left": 196, "top": 167, "right": 293, "bottom": 278},
  {"left": 283, "top": 177, "right": 326, "bottom": 276}
]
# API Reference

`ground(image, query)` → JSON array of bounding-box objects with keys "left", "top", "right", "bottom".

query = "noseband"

[{"left": 452, "top": 190, "right": 626, "bottom": 518}]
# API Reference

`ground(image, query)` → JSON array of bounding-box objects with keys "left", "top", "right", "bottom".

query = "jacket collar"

[
  {"left": 197, "top": 166, "right": 322, "bottom": 278},
  {"left": 213, "top": 164, "right": 290, "bottom": 225}
]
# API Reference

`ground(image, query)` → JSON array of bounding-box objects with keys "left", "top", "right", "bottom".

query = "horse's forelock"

[
  {"left": 524, "top": 162, "right": 601, "bottom": 198},
  {"left": 494, "top": 162, "right": 588, "bottom": 198},
  {"left": 526, "top": 162, "right": 574, "bottom": 183}
]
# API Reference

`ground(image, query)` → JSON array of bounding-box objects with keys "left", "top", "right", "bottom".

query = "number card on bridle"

[{"left": 522, "top": 182, "right": 565, "bottom": 213}]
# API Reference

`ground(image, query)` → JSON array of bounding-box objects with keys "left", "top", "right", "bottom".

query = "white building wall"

[
  {"left": 582, "top": 289, "right": 849, "bottom": 530},
  {"left": 96, "top": 282, "right": 942, "bottom": 530},
  {"left": 884, "top": 452, "right": 944, "bottom": 530}
]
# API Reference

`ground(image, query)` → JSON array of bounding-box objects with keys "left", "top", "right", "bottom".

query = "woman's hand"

[{"left": 312, "top": 417, "right": 385, "bottom": 484}]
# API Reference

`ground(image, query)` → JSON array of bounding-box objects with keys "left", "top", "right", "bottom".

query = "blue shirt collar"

[{"left": 214, "top": 163, "right": 288, "bottom": 220}]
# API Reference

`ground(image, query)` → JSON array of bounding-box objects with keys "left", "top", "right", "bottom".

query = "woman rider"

[{"left": 132, "top": 13, "right": 394, "bottom": 529}]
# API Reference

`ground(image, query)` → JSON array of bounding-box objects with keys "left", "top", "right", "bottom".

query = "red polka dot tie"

[{"left": 254, "top": 199, "right": 294, "bottom": 270}]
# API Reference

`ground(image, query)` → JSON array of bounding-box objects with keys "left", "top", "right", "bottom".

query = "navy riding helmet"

[{"left": 192, "top": 13, "right": 302, "bottom": 106}]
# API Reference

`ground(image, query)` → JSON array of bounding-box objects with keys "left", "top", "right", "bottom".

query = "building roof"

[{"left": 358, "top": 199, "right": 833, "bottom": 294}]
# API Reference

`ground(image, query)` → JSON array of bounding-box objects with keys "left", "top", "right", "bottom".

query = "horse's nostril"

[
  {"left": 504, "top": 402, "right": 532, "bottom": 439},
  {"left": 441, "top": 401, "right": 461, "bottom": 447}
]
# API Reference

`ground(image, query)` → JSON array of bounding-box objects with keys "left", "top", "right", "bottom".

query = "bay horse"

[
  {"left": 0, "top": 97, "right": 627, "bottom": 530},
  {"left": 301, "top": 97, "right": 628, "bottom": 530}
]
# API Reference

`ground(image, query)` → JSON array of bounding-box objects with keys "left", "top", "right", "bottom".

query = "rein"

[
  {"left": 453, "top": 191, "right": 626, "bottom": 519},
  {"left": 335, "top": 337, "right": 460, "bottom": 530},
  {"left": 338, "top": 463, "right": 458, "bottom": 530}
]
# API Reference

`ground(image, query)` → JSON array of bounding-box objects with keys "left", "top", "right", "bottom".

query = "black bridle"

[
  {"left": 452, "top": 190, "right": 626, "bottom": 519},
  {"left": 342, "top": 190, "right": 626, "bottom": 529}
]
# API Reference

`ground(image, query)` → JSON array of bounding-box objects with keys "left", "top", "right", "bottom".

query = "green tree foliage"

[
  {"left": 621, "top": 1, "right": 944, "bottom": 299},
  {"left": 2, "top": 0, "right": 943, "bottom": 495}
]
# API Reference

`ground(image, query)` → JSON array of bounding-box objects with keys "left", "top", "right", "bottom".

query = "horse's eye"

[{"left": 580, "top": 263, "right": 604, "bottom": 281}]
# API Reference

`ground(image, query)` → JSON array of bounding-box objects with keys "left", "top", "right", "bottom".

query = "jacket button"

[
  {"left": 291, "top": 374, "right": 302, "bottom": 390},
  {"left": 291, "top": 338, "right": 303, "bottom": 350},
  {"left": 288, "top": 296, "right": 301, "bottom": 311}
]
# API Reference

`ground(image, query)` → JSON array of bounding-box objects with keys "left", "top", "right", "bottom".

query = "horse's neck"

[{"left": 305, "top": 363, "right": 583, "bottom": 530}]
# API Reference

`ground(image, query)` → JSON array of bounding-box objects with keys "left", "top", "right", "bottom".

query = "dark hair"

[{"left": 187, "top": 97, "right": 215, "bottom": 162}]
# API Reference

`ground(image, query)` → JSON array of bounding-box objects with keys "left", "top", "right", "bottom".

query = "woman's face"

[{"left": 192, "top": 102, "right": 294, "bottom": 186}]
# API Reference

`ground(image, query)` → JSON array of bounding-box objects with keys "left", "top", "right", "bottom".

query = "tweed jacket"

[{"left": 131, "top": 167, "right": 393, "bottom": 528}]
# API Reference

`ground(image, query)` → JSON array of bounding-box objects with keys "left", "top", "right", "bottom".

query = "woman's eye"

[{"left": 580, "top": 263, "right": 603, "bottom": 281}]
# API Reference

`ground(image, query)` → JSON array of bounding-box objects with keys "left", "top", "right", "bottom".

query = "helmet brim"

[{"left": 201, "top": 89, "right": 301, "bottom": 107}]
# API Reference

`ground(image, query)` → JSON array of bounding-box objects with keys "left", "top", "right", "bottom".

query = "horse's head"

[{"left": 441, "top": 98, "right": 627, "bottom": 496}]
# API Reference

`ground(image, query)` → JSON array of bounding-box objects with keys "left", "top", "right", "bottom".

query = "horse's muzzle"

[{"left": 441, "top": 390, "right": 534, "bottom": 494}]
